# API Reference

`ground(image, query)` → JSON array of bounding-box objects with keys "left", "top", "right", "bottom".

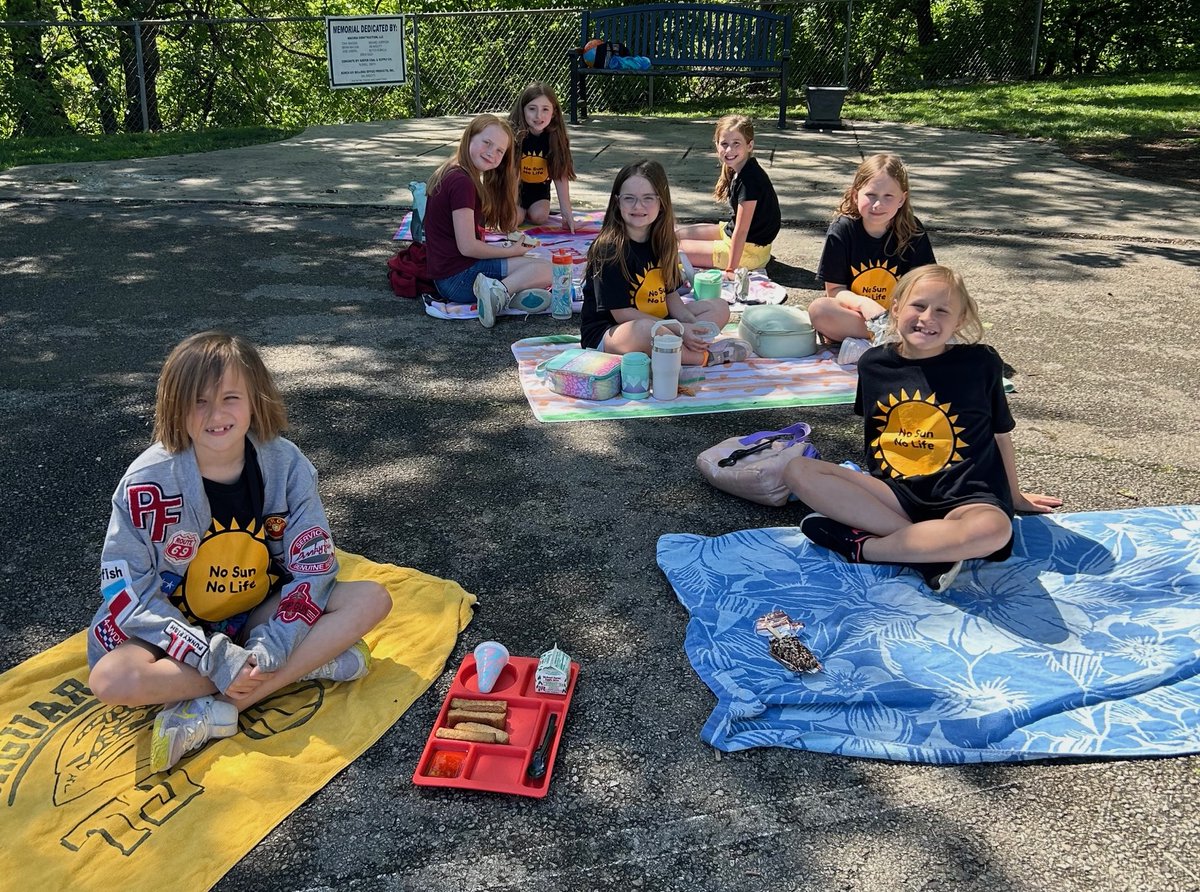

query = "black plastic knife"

[{"left": 526, "top": 713, "right": 559, "bottom": 780}]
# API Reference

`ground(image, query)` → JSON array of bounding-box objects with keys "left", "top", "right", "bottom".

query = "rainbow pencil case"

[{"left": 537, "top": 348, "right": 623, "bottom": 401}]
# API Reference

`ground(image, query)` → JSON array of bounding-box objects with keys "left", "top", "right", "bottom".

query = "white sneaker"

[
  {"left": 150, "top": 695, "right": 239, "bottom": 773},
  {"left": 914, "top": 560, "right": 964, "bottom": 593},
  {"left": 300, "top": 639, "right": 372, "bottom": 682},
  {"left": 473, "top": 274, "right": 506, "bottom": 328},
  {"left": 509, "top": 288, "right": 552, "bottom": 314},
  {"left": 705, "top": 337, "right": 754, "bottom": 366}
]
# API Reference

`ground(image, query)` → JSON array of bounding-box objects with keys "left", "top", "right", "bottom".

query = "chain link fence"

[{"left": 1, "top": 1, "right": 1044, "bottom": 139}]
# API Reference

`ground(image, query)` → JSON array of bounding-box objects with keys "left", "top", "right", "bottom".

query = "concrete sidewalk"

[{"left": 3, "top": 116, "right": 1197, "bottom": 243}]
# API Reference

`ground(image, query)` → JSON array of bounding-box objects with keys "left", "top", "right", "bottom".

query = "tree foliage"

[{"left": 0, "top": 0, "right": 1196, "bottom": 137}]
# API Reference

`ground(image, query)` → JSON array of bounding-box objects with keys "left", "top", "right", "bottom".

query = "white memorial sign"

[{"left": 325, "top": 16, "right": 406, "bottom": 89}]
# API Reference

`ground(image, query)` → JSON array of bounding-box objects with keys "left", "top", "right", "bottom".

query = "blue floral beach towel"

[{"left": 657, "top": 506, "right": 1200, "bottom": 761}]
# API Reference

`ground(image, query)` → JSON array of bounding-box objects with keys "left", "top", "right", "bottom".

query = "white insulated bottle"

[{"left": 650, "top": 321, "right": 683, "bottom": 401}]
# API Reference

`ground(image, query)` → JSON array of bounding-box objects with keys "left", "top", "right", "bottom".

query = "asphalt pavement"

[{"left": 1, "top": 115, "right": 1198, "bottom": 892}]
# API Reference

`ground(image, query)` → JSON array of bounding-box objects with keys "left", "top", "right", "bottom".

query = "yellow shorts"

[{"left": 713, "top": 229, "right": 772, "bottom": 270}]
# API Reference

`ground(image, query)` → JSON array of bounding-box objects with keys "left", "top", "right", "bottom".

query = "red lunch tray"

[{"left": 412, "top": 653, "right": 579, "bottom": 798}]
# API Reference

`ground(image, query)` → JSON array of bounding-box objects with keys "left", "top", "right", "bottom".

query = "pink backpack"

[{"left": 696, "top": 422, "right": 820, "bottom": 506}]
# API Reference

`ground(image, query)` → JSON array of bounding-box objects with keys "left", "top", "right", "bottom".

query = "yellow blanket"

[{"left": 0, "top": 551, "right": 475, "bottom": 891}]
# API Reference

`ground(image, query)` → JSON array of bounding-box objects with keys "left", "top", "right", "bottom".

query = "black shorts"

[
  {"left": 580, "top": 323, "right": 610, "bottom": 351},
  {"left": 519, "top": 180, "right": 552, "bottom": 210},
  {"left": 887, "top": 484, "right": 1015, "bottom": 562}
]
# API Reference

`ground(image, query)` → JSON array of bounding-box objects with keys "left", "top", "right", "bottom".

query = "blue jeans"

[{"left": 434, "top": 258, "right": 508, "bottom": 304}]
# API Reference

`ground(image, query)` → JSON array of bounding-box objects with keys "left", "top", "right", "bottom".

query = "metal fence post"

[
  {"left": 132, "top": 20, "right": 149, "bottom": 132},
  {"left": 844, "top": 0, "right": 852, "bottom": 88},
  {"left": 411, "top": 14, "right": 422, "bottom": 118},
  {"left": 1029, "top": 0, "right": 1043, "bottom": 77}
]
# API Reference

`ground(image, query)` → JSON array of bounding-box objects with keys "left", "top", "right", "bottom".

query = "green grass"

[
  {"left": 844, "top": 71, "right": 1200, "bottom": 146},
  {"left": 2, "top": 71, "right": 1195, "bottom": 171},
  {"left": 0, "top": 126, "right": 301, "bottom": 172},
  {"left": 651, "top": 70, "right": 1200, "bottom": 148}
]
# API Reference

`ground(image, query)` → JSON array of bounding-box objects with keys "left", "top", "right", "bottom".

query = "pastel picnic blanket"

[
  {"left": 401, "top": 210, "right": 786, "bottom": 318},
  {"left": 393, "top": 208, "right": 605, "bottom": 242},
  {"left": 0, "top": 551, "right": 475, "bottom": 891},
  {"left": 417, "top": 212, "right": 599, "bottom": 320},
  {"left": 512, "top": 335, "right": 857, "bottom": 422},
  {"left": 657, "top": 506, "right": 1200, "bottom": 760}
]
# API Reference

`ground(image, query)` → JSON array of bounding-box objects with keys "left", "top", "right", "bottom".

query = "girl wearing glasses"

[
  {"left": 808, "top": 153, "right": 936, "bottom": 343},
  {"left": 580, "top": 160, "right": 751, "bottom": 365},
  {"left": 677, "top": 115, "right": 781, "bottom": 278}
]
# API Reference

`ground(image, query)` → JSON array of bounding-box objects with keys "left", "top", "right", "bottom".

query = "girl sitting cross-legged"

[{"left": 785, "top": 264, "right": 1061, "bottom": 592}]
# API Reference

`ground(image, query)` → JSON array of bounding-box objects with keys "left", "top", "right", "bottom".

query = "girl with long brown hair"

[
  {"left": 677, "top": 114, "right": 780, "bottom": 278},
  {"left": 580, "top": 160, "right": 750, "bottom": 366},
  {"left": 508, "top": 82, "right": 578, "bottom": 233}
]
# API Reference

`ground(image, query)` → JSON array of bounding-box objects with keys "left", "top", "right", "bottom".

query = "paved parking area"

[{"left": 2, "top": 116, "right": 1198, "bottom": 891}]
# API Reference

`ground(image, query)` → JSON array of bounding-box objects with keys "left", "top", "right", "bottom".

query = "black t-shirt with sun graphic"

[
  {"left": 518, "top": 129, "right": 552, "bottom": 207},
  {"left": 171, "top": 439, "right": 282, "bottom": 634},
  {"left": 816, "top": 215, "right": 936, "bottom": 311},
  {"left": 580, "top": 237, "right": 669, "bottom": 349},
  {"left": 855, "top": 344, "right": 1015, "bottom": 519}
]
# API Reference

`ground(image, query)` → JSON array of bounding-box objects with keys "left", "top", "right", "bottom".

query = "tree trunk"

[
  {"left": 909, "top": 0, "right": 938, "bottom": 46},
  {"left": 6, "top": 0, "right": 73, "bottom": 136},
  {"left": 908, "top": 0, "right": 940, "bottom": 81},
  {"left": 64, "top": 0, "right": 120, "bottom": 134},
  {"left": 114, "top": 0, "right": 163, "bottom": 132}
]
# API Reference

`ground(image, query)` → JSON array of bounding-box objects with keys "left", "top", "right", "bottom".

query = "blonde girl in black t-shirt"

[
  {"left": 508, "top": 83, "right": 577, "bottom": 232},
  {"left": 580, "top": 159, "right": 751, "bottom": 366},
  {"left": 785, "top": 265, "right": 1061, "bottom": 592},
  {"left": 677, "top": 114, "right": 781, "bottom": 277}
]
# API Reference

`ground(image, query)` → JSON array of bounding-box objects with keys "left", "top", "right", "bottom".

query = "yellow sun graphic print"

[
  {"left": 872, "top": 389, "right": 967, "bottom": 479},
  {"left": 175, "top": 518, "right": 275, "bottom": 622},
  {"left": 521, "top": 150, "right": 549, "bottom": 184},
  {"left": 851, "top": 259, "right": 900, "bottom": 309},
  {"left": 632, "top": 266, "right": 668, "bottom": 317}
]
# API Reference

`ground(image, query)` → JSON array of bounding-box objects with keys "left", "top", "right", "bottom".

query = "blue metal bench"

[{"left": 569, "top": 3, "right": 794, "bottom": 129}]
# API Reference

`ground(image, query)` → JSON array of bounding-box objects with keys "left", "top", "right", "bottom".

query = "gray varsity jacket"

[{"left": 86, "top": 435, "right": 340, "bottom": 694}]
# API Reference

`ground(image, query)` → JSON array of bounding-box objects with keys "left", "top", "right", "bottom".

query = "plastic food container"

[
  {"left": 412, "top": 653, "right": 579, "bottom": 798},
  {"left": 692, "top": 269, "right": 724, "bottom": 300},
  {"left": 737, "top": 305, "right": 817, "bottom": 358}
]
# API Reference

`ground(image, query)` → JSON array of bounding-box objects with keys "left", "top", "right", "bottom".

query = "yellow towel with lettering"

[{"left": 0, "top": 551, "right": 475, "bottom": 891}]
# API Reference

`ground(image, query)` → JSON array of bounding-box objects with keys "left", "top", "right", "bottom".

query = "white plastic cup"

[{"left": 837, "top": 337, "right": 872, "bottom": 365}]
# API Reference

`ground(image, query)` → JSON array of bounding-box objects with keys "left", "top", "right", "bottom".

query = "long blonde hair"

[
  {"left": 834, "top": 153, "right": 923, "bottom": 255},
  {"left": 586, "top": 160, "right": 681, "bottom": 293},
  {"left": 508, "top": 82, "right": 576, "bottom": 181},
  {"left": 712, "top": 114, "right": 755, "bottom": 203},
  {"left": 886, "top": 264, "right": 984, "bottom": 356},
  {"left": 427, "top": 114, "right": 519, "bottom": 231},
  {"left": 154, "top": 331, "right": 287, "bottom": 453}
]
